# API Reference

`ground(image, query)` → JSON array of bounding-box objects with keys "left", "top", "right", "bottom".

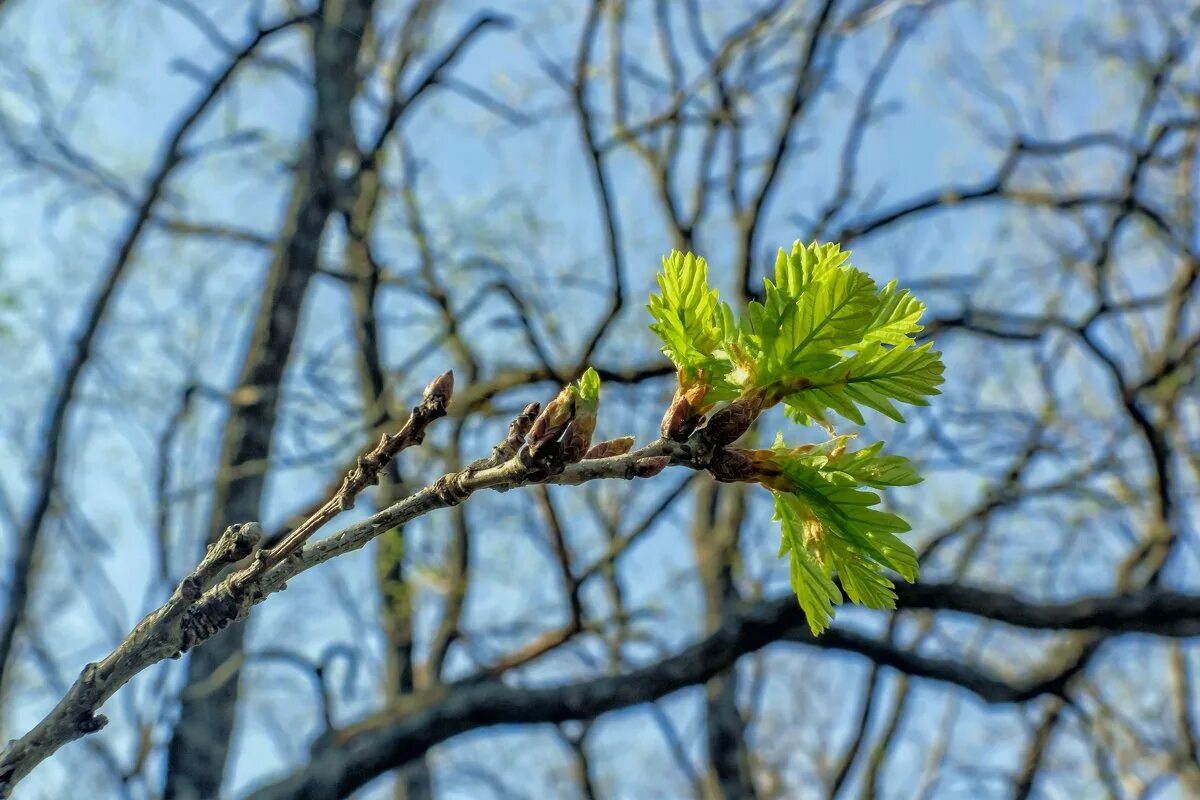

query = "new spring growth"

[
  {"left": 560, "top": 368, "right": 601, "bottom": 463},
  {"left": 648, "top": 251, "right": 724, "bottom": 441},
  {"left": 647, "top": 239, "right": 945, "bottom": 634},
  {"left": 526, "top": 388, "right": 575, "bottom": 461},
  {"left": 525, "top": 368, "right": 601, "bottom": 463}
]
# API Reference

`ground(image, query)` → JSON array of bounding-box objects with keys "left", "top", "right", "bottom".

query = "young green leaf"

[
  {"left": 774, "top": 240, "right": 852, "bottom": 294},
  {"left": 769, "top": 439, "right": 922, "bottom": 632},
  {"left": 782, "top": 341, "right": 944, "bottom": 426},
  {"left": 560, "top": 367, "right": 602, "bottom": 462},
  {"left": 778, "top": 437, "right": 922, "bottom": 489},
  {"left": 746, "top": 265, "right": 878, "bottom": 385},
  {"left": 647, "top": 251, "right": 721, "bottom": 372},
  {"left": 783, "top": 463, "right": 917, "bottom": 574},
  {"left": 861, "top": 279, "right": 926, "bottom": 346},
  {"left": 775, "top": 493, "right": 842, "bottom": 635},
  {"left": 824, "top": 444, "right": 921, "bottom": 488},
  {"left": 576, "top": 366, "right": 601, "bottom": 410}
]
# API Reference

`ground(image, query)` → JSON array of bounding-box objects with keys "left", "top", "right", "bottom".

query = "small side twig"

[
  {"left": 482, "top": 401, "right": 542, "bottom": 469},
  {"left": 176, "top": 522, "right": 263, "bottom": 603},
  {"left": 239, "top": 370, "right": 454, "bottom": 585}
]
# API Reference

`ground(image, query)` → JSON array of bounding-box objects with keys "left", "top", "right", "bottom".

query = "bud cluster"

[
  {"left": 657, "top": 376, "right": 781, "bottom": 487},
  {"left": 521, "top": 367, "right": 620, "bottom": 470}
]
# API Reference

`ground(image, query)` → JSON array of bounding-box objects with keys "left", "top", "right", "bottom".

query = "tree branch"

[{"left": 242, "top": 586, "right": 1181, "bottom": 800}]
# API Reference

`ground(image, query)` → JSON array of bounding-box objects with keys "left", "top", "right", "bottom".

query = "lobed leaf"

[
  {"left": 770, "top": 440, "right": 922, "bottom": 633},
  {"left": 774, "top": 493, "right": 841, "bottom": 635},
  {"left": 647, "top": 251, "right": 722, "bottom": 372},
  {"left": 782, "top": 341, "right": 944, "bottom": 426},
  {"left": 861, "top": 279, "right": 926, "bottom": 346}
]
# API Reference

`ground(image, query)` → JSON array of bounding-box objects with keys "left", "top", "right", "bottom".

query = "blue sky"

[{"left": 2, "top": 0, "right": 1195, "bottom": 797}]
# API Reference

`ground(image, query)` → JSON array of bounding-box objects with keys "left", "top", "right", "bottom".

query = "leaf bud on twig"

[
  {"left": 632, "top": 456, "right": 671, "bottom": 479},
  {"left": 584, "top": 436, "right": 636, "bottom": 460}
]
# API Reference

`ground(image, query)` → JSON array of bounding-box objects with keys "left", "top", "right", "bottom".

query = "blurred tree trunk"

[
  {"left": 163, "top": 4, "right": 377, "bottom": 797},
  {"left": 693, "top": 481, "right": 758, "bottom": 800},
  {"left": 343, "top": 154, "right": 434, "bottom": 800}
]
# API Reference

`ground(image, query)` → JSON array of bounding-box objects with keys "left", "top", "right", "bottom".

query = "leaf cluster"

[{"left": 647, "top": 241, "right": 944, "bottom": 633}]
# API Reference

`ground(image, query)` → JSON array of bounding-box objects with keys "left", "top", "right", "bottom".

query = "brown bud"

[
  {"left": 632, "top": 456, "right": 671, "bottom": 479},
  {"left": 526, "top": 436, "right": 560, "bottom": 462},
  {"left": 511, "top": 402, "right": 541, "bottom": 440},
  {"left": 660, "top": 376, "right": 711, "bottom": 441},
  {"left": 584, "top": 435, "right": 636, "bottom": 460},
  {"left": 558, "top": 416, "right": 596, "bottom": 463},
  {"left": 423, "top": 369, "right": 455, "bottom": 409},
  {"left": 706, "top": 448, "right": 758, "bottom": 483},
  {"left": 661, "top": 386, "right": 709, "bottom": 440},
  {"left": 660, "top": 391, "right": 692, "bottom": 440},
  {"left": 702, "top": 389, "right": 765, "bottom": 447},
  {"left": 528, "top": 392, "right": 575, "bottom": 450}
]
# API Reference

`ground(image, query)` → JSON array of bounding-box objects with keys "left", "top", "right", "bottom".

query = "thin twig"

[{"left": 242, "top": 370, "right": 453, "bottom": 582}]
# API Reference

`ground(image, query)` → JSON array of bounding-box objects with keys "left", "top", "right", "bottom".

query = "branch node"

[
  {"left": 432, "top": 473, "right": 472, "bottom": 504},
  {"left": 80, "top": 663, "right": 99, "bottom": 686},
  {"left": 180, "top": 576, "right": 204, "bottom": 603},
  {"left": 180, "top": 581, "right": 251, "bottom": 654},
  {"left": 76, "top": 713, "right": 107, "bottom": 735}
]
